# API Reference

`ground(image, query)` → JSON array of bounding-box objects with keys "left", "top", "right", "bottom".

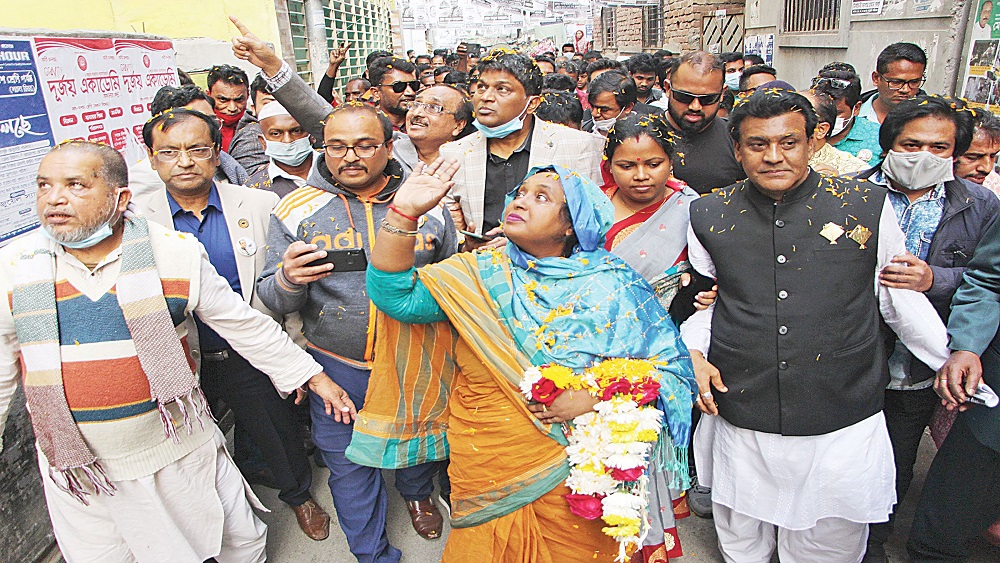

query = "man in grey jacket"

[
  {"left": 859, "top": 96, "right": 1000, "bottom": 562},
  {"left": 253, "top": 94, "right": 456, "bottom": 561}
]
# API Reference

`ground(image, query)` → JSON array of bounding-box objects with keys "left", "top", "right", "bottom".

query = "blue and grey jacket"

[{"left": 256, "top": 157, "right": 457, "bottom": 367}]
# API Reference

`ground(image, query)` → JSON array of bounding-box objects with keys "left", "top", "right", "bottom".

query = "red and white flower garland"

[{"left": 520, "top": 359, "right": 663, "bottom": 562}]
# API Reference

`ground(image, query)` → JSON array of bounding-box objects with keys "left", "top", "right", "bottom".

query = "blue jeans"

[{"left": 308, "top": 350, "right": 443, "bottom": 562}]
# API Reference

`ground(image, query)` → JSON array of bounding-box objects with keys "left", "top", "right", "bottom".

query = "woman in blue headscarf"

[{"left": 350, "top": 158, "right": 696, "bottom": 562}]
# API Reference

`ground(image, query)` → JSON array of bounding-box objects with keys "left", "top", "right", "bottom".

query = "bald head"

[
  {"left": 323, "top": 103, "right": 393, "bottom": 142},
  {"left": 49, "top": 141, "right": 128, "bottom": 189}
]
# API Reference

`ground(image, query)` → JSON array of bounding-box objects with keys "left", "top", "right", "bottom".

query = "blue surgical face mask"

[
  {"left": 473, "top": 99, "right": 534, "bottom": 139},
  {"left": 725, "top": 72, "right": 742, "bottom": 91},
  {"left": 265, "top": 136, "right": 315, "bottom": 166},
  {"left": 40, "top": 189, "right": 122, "bottom": 249}
]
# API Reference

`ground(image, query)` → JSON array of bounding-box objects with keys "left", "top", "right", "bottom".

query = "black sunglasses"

[
  {"left": 381, "top": 80, "right": 421, "bottom": 93},
  {"left": 811, "top": 76, "right": 852, "bottom": 90},
  {"left": 669, "top": 87, "right": 723, "bottom": 106}
]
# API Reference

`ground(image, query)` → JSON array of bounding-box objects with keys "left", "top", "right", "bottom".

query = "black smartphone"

[
  {"left": 668, "top": 271, "right": 716, "bottom": 327},
  {"left": 308, "top": 249, "right": 368, "bottom": 272},
  {"left": 459, "top": 229, "right": 493, "bottom": 241},
  {"left": 467, "top": 43, "right": 482, "bottom": 58}
]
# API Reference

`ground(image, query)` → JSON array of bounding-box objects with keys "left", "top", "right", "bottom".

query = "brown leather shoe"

[
  {"left": 293, "top": 498, "right": 330, "bottom": 541},
  {"left": 406, "top": 498, "right": 443, "bottom": 539}
]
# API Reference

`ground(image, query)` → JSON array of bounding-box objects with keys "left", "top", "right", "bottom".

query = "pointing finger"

[{"left": 229, "top": 15, "right": 252, "bottom": 36}]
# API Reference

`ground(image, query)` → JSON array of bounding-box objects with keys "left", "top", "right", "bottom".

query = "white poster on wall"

[{"left": 112, "top": 39, "right": 178, "bottom": 164}]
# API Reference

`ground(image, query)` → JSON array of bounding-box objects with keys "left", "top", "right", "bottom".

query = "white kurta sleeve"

[
  {"left": 875, "top": 198, "right": 950, "bottom": 371},
  {"left": 680, "top": 223, "right": 715, "bottom": 355},
  {"left": 0, "top": 292, "right": 20, "bottom": 453}
]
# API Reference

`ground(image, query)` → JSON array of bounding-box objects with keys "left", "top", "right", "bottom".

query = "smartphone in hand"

[{"left": 307, "top": 249, "right": 368, "bottom": 271}]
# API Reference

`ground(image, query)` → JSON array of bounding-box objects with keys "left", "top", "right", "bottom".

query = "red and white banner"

[
  {"left": 0, "top": 35, "right": 176, "bottom": 245},
  {"left": 34, "top": 36, "right": 177, "bottom": 164},
  {"left": 112, "top": 39, "right": 177, "bottom": 163}
]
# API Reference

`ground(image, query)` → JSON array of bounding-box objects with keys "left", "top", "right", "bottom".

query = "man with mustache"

[
  {"left": 255, "top": 102, "right": 457, "bottom": 559},
  {"left": 207, "top": 64, "right": 251, "bottom": 153},
  {"left": 231, "top": 18, "right": 459, "bottom": 556},
  {"left": 661, "top": 51, "right": 746, "bottom": 194},
  {"left": 855, "top": 96, "right": 999, "bottom": 562},
  {"left": 954, "top": 109, "right": 1000, "bottom": 194},
  {"left": 685, "top": 89, "right": 950, "bottom": 563},
  {"left": 133, "top": 107, "right": 332, "bottom": 541},
  {"left": 0, "top": 140, "right": 353, "bottom": 562},
  {"left": 393, "top": 84, "right": 474, "bottom": 173},
  {"left": 368, "top": 57, "right": 418, "bottom": 132}
]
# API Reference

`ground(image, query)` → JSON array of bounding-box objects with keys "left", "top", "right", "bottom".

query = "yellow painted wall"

[{"left": 2, "top": 0, "right": 284, "bottom": 57}]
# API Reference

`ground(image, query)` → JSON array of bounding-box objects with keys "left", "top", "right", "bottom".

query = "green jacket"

[{"left": 947, "top": 216, "right": 1000, "bottom": 453}]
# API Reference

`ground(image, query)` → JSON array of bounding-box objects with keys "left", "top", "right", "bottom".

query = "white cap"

[{"left": 256, "top": 101, "right": 291, "bottom": 122}]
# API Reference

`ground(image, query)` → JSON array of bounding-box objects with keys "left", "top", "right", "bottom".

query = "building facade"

[
  {"left": 594, "top": 0, "right": 745, "bottom": 57},
  {"left": 743, "top": 0, "right": 971, "bottom": 96},
  {"left": 5, "top": 0, "right": 396, "bottom": 90}
]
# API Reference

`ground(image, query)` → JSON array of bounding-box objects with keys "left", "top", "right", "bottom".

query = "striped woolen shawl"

[{"left": 11, "top": 211, "right": 209, "bottom": 504}]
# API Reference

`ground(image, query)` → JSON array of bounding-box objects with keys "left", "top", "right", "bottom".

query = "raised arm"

[
  {"left": 370, "top": 158, "right": 459, "bottom": 273},
  {"left": 230, "top": 15, "right": 331, "bottom": 139},
  {"left": 318, "top": 42, "right": 351, "bottom": 104}
]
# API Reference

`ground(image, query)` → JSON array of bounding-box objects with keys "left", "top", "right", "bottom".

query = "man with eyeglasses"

[
  {"left": 860, "top": 43, "right": 927, "bottom": 125},
  {"left": 257, "top": 101, "right": 457, "bottom": 560},
  {"left": 659, "top": 51, "right": 746, "bottom": 195},
  {"left": 230, "top": 19, "right": 459, "bottom": 555},
  {"left": 368, "top": 57, "right": 419, "bottom": 132},
  {"left": 812, "top": 65, "right": 884, "bottom": 165},
  {"left": 129, "top": 85, "right": 249, "bottom": 199},
  {"left": 134, "top": 107, "right": 336, "bottom": 543},
  {"left": 393, "top": 84, "right": 474, "bottom": 173}
]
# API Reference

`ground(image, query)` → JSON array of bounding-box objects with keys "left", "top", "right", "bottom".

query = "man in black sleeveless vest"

[{"left": 682, "top": 90, "right": 950, "bottom": 562}]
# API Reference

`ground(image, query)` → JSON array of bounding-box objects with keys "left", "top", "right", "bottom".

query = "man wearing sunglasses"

[
  {"left": 860, "top": 42, "right": 927, "bottom": 125},
  {"left": 812, "top": 66, "right": 884, "bottom": 165},
  {"left": 368, "top": 57, "right": 419, "bottom": 132},
  {"left": 661, "top": 51, "right": 746, "bottom": 195}
]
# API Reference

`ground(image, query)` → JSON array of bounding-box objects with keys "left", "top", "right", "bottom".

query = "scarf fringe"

[
  {"left": 157, "top": 387, "right": 213, "bottom": 443},
  {"left": 650, "top": 434, "right": 691, "bottom": 492},
  {"left": 48, "top": 459, "right": 117, "bottom": 506}
]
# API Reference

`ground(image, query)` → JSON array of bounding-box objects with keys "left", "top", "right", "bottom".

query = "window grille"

[
  {"left": 642, "top": 3, "right": 663, "bottom": 50},
  {"left": 286, "top": 0, "right": 314, "bottom": 85},
  {"left": 603, "top": 7, "right": 617, "bottom": 49},
  {"left": 324, "top": 0, "right": 394, "bottom": 92},
  {"left": 783, "top": 0, "right": 840, "bottom": 33}
]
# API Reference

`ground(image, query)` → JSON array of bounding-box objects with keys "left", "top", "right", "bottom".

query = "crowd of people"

[{"left": 1, "top": 12, "right": 1000, "bottom": 563}]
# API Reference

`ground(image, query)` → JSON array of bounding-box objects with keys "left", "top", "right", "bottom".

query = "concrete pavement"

[{"left": 256, "top": 433, "right": 1000, "bottom": 562}]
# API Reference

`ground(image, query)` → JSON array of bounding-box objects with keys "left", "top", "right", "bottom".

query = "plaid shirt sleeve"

[{"left": 263, "top": 61, "right": 294, "bottom": 92}]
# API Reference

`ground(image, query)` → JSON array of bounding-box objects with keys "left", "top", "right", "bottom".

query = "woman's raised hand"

[{"left": 392, "top": 158, "right": 460, "bottom": 219}]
